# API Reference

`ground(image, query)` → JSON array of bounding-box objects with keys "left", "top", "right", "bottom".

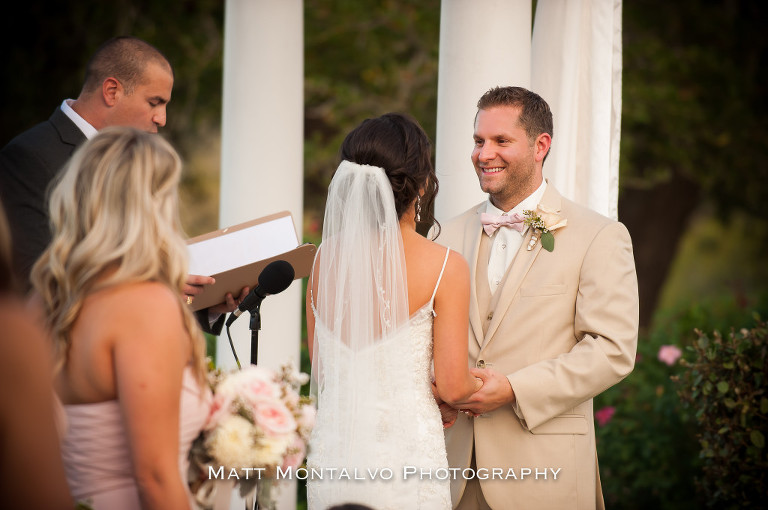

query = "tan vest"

[{"left": 476, "top": 232, "right": 519, "bottom": 340}]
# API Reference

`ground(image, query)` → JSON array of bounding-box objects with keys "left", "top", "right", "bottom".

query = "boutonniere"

[{"left": 522, "top": 205, "right": 567, "bottom": 252}]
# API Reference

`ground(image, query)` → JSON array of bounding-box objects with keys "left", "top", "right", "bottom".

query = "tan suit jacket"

[{"left": 438, "top": 184, "right": 638, "bottom": 510}]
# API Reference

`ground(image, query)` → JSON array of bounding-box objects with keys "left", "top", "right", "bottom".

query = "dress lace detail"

[{"left": 307, "top": 249, "right": 452, "bottom": 510}]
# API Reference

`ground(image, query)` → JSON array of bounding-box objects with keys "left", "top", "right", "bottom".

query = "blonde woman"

[{"left": 31, "top": 127, "right": 210, "bottom": 509}]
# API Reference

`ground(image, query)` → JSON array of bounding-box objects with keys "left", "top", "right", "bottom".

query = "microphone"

[{"left": 225, "top": 260, "right": 295, "bottom": 327}]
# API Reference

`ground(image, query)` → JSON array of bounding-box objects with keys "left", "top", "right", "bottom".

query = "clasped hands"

[{"left": 432, "top": 368, "right": 516, "bottom": 429}]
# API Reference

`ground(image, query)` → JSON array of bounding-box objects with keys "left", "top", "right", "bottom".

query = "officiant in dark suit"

[{"left": 0, "top": 36, "right": 243, "bottom": 334}]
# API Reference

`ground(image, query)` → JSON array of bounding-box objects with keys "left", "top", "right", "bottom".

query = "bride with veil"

[{"left": 306, "top": 113, "right": 482, "bottom": 509}]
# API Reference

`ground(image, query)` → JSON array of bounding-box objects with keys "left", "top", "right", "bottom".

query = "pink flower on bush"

[
  {"left": 595, "top": 406, "right": 616, "bottom": 427},
  {"left": 254, "top": 401, "right": 297, "bottom": 436},
  {"left": 657, "top": 345, "right": 682, "bottom": 366}
]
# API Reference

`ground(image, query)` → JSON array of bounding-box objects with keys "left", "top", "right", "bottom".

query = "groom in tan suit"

[{"left": 437, "top": 86, "right": 639, "bottom": 510}]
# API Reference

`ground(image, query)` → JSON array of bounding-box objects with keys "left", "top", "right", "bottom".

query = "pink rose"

[
  {"left": 657, "top": 345, "right": 682, "bottom": 366},
  {"left": 595, "top": 406, "right": 616, "bottom": 427},
  {"left": 280, "top": 434, "right": 307, "bottom": 470},
  {"left": 254, "top": 401, "right": 297, "bottom": 437},
  {"left": 236, "top": 367, "right": 279, "bottom": 406},
  {"left": 205, "top": 391, "right": 234, "bottom": 431}
]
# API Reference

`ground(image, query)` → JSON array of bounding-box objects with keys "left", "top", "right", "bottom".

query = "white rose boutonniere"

[{"left": 522, "top": 205, "right": 567, "bottom": 252}]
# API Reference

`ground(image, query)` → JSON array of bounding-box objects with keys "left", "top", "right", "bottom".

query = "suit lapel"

[
  {"left": 483, "top": 185, "right": 563, "bottom": 346},
  {"left": 465, "top": 205, "right": 485, "bottom": 348},
  {"left": 50, "top": 107, "right": 87, "bottom": 149}
]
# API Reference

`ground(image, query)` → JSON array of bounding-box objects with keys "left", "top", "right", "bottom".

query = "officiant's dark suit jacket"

[
  {"left": 0, "top": 107, "right": 224, "bottom": 335},
  {"left": 0, "top": 106, "right": 84, "bottom": 288}
]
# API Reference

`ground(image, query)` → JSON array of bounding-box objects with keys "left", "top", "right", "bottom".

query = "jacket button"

[
  {"left": 487, "top": 312, "right": 494, "bottom": 321},
  {"left": 477, "top": 360, "right": 485, "bottom": 368}
]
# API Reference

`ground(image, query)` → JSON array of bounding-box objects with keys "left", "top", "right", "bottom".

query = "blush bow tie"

[{"left": 480, "top": 212, "right": 525, "bottom": 236}]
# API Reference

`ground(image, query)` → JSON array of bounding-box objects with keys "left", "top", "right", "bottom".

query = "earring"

[{"left": 415, "top": 195, "right": 422, "bottom": 222}]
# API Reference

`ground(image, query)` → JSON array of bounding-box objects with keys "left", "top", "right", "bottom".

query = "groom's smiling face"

[{"left": 472, "top": 106, "right": 539, "bottom": 211}]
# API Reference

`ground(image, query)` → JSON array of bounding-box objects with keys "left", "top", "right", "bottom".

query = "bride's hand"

[
  {"left": 431, "top": 379, "right": 459, "bottom": 427},
  {"left": 439, "top": 402, "right": 459, "bottom": 428}
]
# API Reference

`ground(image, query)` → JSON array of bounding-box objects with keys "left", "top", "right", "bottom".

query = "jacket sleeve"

[
  {"left": 507, "top": 221, "right": 639, "bottom": 430},
  {"left": 0, "top": 142, "right": 56, "bottom": 290},
  {"left": 195, "top": 309, "right": 225, "bottom": 336}
]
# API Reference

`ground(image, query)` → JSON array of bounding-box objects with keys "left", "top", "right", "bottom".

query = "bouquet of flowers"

[{"left": 189, "top": 363, "right": 316, "bottom": 509}]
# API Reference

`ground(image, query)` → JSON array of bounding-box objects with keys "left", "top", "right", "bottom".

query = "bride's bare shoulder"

[{"left": 406, "top": 233, "right": 468, "bottom": 286}]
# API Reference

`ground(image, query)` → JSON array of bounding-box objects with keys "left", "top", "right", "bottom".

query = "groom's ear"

[{"left": 534, "top": 133, "right": 552, "bottom": 163}]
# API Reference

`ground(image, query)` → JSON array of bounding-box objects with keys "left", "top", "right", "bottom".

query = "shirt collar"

[{"left": 60, "top": 99, "right": 98, "bottom": 140}]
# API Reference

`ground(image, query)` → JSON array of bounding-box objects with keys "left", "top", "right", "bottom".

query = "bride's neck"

[{"left": 399, "top": 209, "right": 417, "bottom": 232}]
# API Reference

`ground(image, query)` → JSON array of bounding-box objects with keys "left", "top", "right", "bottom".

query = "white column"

[
  {"left": 531, "top": 0, "right": 622, "bottom": 219},
  {"left": 434, "top": 0, "right": 532, "bottom": 223},
  {"left": 219, "top": 1, "right": 303, "bottom": 508}
]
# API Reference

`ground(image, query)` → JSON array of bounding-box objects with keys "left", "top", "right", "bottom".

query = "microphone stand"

[
  {"left": 244, "top": 307, "right": 261, "bottom": 510},
  {"left": 248, "top": 304, "right": 262, "bottom": 366},
  {"left": 248, "top": 309, "right": 260, "bottom": 510}
]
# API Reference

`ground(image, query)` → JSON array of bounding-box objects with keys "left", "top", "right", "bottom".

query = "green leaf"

[
  {"left": 698, "top": 335, "right": 710, "bottom": 349},
  {"left": 750, "top": 430, "right": 765, "bottom": 448},
  {"left": 724, "top": 398, "right": 738, "bottom": 409},
  {"left": 717, "top": 381, "right": 729, "bottom": 394},
  {"left": 541, "top": 231, "right": 554, "bottom": 252}
]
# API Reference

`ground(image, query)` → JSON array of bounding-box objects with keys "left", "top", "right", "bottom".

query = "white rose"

[{"left": 206, "top": 415, "right": 256, "bottom": 471}]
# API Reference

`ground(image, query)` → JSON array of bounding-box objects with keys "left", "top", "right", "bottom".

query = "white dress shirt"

[
  {"left": 485, "top": 180, "right": 547, "bottom": 291},
  {"left": 60, "top": 99, "right": 97, "bottom": 139}
]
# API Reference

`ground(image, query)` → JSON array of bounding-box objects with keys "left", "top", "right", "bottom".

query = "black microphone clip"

[{"left": 225, "top": 259, "right": 295, "bottom": 328}]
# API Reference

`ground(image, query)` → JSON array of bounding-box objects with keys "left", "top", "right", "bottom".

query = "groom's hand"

[{"left": 458, "top": 368, "right": 515, "bottom": 415}]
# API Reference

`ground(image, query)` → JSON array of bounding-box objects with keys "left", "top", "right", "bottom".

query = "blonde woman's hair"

[{"left": 31, "top": 127, "right": 206, "bottom": 383}]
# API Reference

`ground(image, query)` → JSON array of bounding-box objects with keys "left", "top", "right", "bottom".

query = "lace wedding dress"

[{"left": 306, "top": 160, "right": 451, "bottom": 510}]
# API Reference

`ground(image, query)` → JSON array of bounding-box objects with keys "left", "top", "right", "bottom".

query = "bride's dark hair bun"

[{"left": 339, "top": 113, "right": 439, "bottom": 236}]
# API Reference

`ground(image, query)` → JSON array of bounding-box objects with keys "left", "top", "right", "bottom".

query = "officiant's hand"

[
  {"left": 183, "top": 275, "right": 249, "bottom": 315},
  {"left": 183, "top": 274, "right": 215, "bottom": 303},
  {"left": 457, "top": 367, "right": 516, "bottom": 415},
  {"left": 207, "top": 285, "right": 250, "bottom": 315}
]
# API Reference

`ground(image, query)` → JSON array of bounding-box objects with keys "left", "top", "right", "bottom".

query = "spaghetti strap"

[{"left": 429, "top": 247, "right": 451, "bottom": 306}]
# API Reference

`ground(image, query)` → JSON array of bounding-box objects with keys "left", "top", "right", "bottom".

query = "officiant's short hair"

[{"left": 81, "top": 36, "right": 172, "bottom": 96}]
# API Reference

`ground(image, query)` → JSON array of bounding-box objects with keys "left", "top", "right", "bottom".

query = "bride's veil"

[{"left": 309, "top": 159, "right": 409, "bottom": 476}]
